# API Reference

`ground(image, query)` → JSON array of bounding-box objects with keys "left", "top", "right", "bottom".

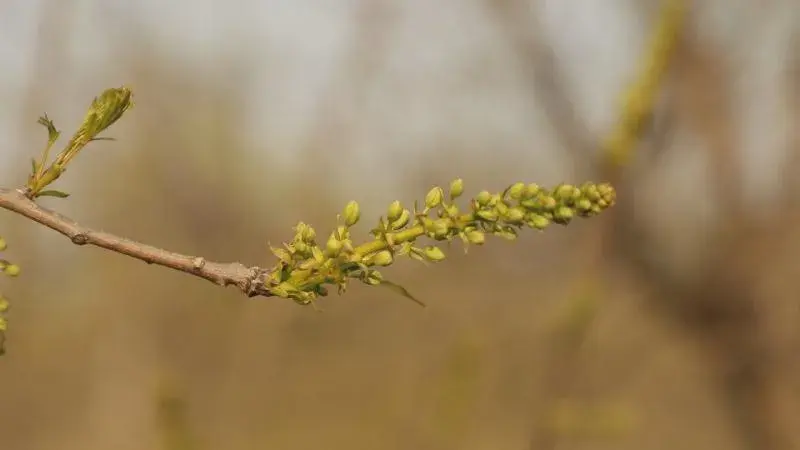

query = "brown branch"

[{"left": 0, "top": 187, "right": 274, "bottom": 298}]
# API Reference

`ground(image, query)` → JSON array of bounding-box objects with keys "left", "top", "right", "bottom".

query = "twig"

[
  {"left": 0, "top": 187, "right": 274, "bottom": 297},
  {"left": 485, "top": 0, "right": 598, "bottom": 173}
]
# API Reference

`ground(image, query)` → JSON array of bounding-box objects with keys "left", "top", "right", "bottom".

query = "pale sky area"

[
  {"left": 0, "top": 0, "right": 640, "bottom": 168},
  {"left": 0, "top": 0, "right": 797, "bottom": 203}
]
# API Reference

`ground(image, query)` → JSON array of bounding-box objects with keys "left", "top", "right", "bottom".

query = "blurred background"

[{"left": 0, "top": 0, "right": 799, "bottom": 449}]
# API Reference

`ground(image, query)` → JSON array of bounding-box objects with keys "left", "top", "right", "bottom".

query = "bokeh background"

[{"left": 1, "top": 1, "right": 799, "bottom": 449}]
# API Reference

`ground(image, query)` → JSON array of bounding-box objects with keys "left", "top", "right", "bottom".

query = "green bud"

[
  {"left": 505, "top": 206, "right": 526, "bottom": 224},
  {"left": 390, "top": 208, "right": 411, "bottom": 230},
  {"left": 476, "top": 209, "right": 498, "bottom": 222},
  {"left": 432, "top": 219, "right": 452, "bottom": 239},
  {"left": 92, "top": 86, "right": 134, "bottom": 133},
  {"left": 465, "top": 230, "right": 485, "bottom": 245},
  {"left": 387, "top": 200, "right": 403, "bottom": 222},
  {"left": 295, "top": 222, "right": 316, "bottom": 241},
  {"left": 68, "top": 87, "right": 134, "bottom": 152},
  {"left": 495, "top": 201, "right": 510, "bottom": 216},
  {"left": 539, "top": 196, "right": 557, "bottom": 210},
  {"left": 553, "top": 206, "right": 574, "bottom": 224},
  {"left": 528, "top": 214, "right": 550, "bottom": 230},
  {"left": 423, "top": 246, "right": 446, "bottom": 262},
  {"left": 598, "top": 183, "right": 616, "bottom": 203},
  {"left": 507, "top": 182, "right": 525, "bottom": 200},
  {"left": 475, "top": 190, "right": 492, "bottom": 206},
  {"left": 449, "top": 178, "right": 465, "bottom": 199},
  {"left": 0, "top": 297, "right": 8, "bottom": 313},
  {"left": 364, "top": 270, "right": 383, "bottom": 286},
  {"left": 584, "top": 185, "right": 600, "bottom": 202},
  {"left": 325, "top": 234, "right": 343, "bottom": 257},
  {"left": 524, "top": 183, "right": 541, "bottom": 199},
  {"left": 370, "top": 250, "right": 394, "bottom": 267},
  {"left": 4, "top": 264, "right": 21, "bottom": 277},
  {"left": 425, "top": 186, "right": 444, "bottom": 209},
  {"left": 553, "top": 184, "right": 574, "bottom": 200},
  {"left": 576, "top": 198, "right": 593, "bottom": 213},
  {"left": 343, "top": 201, "right": 361, "bottom": 227},
  {"left": 293, "top": 241, "right": 310, "bottom": 255},
  {"left": 0, "top": 237, "right": 6, "bottom": 251},
  {"left": 494, "top": 227, "right": 518, "bottom": 240}
]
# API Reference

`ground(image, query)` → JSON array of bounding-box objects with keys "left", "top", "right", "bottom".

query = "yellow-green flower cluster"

[
  {"left": 264, "top": 179, "right": 616, "bottom": 305},
  {"left": 0, "top": 236, "right": 19, "bottom": 355}
]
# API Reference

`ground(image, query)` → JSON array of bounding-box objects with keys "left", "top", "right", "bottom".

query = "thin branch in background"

[
  {"left": 781, "top": 29, "right": 800, "bottom": 209},
  {"left": 607, "top": 10, "right": 796, "bottom": 450},
  {"left": 484, "top": 0, "right": 598, "bottom": 175}
]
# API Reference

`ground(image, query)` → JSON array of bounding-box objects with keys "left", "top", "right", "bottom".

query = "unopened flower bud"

[
  {"left": 3, "top": 264, "right": 20, "bottom": 277},
  {"left": 425, "top": 186, "right": 444, "bottom": 209},
  {"left": 465, "top": 230, "right": 485, "bottom": 245},
  {"left": 475, "top": 190, "right": 492, "bottom": 206},
  {"left": 387, "top": 200, "right": 403, "bottom": 222},
  {"left": 390, "top": 209, "right": 411, "bottom": 229},
  {"left": 507, "top": 182, "right": 525, "bottom": 200},
  {"left": 505, "top": 207, "right": 525, "bottom": 223},
  {"left": 449, "top": 178, "right": 464, "bottom": 199},
  {"left": 553, "top": 206, "right": 574, "bottom": 224},
  {"left": 343, "top": 201, "right": 361, "bottom": 227},
  {"left": 423, "top": 246, "right": 446, "bottom": 262},
  {"left": 528, "top": 214, "right": 550, "bottom": 230},
  {"left": 370, "top": 250, "right": 394, "bottom": 267},
  {"left": 325, "top": 234, "right": 343, "bottom": 257}
]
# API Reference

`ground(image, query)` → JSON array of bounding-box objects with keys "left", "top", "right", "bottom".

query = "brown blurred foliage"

[{"left": 1, "top": 1, "right": 799, "bottom": 450}]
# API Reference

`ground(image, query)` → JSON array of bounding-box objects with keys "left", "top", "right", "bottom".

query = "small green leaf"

[
  {"left": 36, "top": 190, "right": 70, "bottom": 198},
  {"left": 37, "top": 114, "right": 61, "bottom": 144},
  {"left": 378, "top": 279, "right": 426, "bottom": 307},
  {"left": 270, "top": 246, "right": 292, "bottom": 263}
]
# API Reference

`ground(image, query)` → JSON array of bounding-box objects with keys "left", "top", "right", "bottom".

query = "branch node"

[
  {"left": 71, "top": 233, "right": 89, "bottom": 245},
  {"left": 245, "top": 268, "right": 266, "bottom": 297},
  {"left": 191, "top": 257, "right": 206, "bottom": 270}
]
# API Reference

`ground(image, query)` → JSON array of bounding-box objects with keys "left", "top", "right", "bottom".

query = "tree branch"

[{"left": 0, "top": 187, "right": 274, "bottom": 298}]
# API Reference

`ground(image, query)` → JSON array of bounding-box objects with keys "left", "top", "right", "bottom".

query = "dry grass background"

[{"left": 0, "top": 1, "right": 799, "bottom": 449}]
